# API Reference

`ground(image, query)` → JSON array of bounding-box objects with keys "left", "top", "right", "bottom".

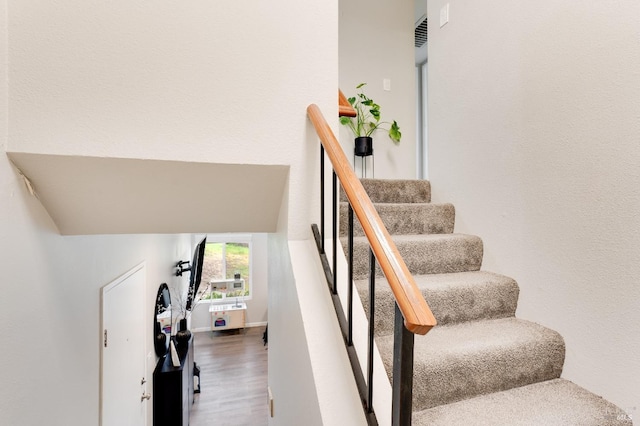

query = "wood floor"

[{"left": 190, "top": 326, "right": 268, "bottom": 426}]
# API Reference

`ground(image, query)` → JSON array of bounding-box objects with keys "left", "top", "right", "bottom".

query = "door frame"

[{"left": 416, "top": 60, "right": 429, "bottom": 180}]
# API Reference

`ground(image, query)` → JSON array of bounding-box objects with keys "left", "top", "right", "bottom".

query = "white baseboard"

[{"left": 192, "top": 321, "right": 267, "bottom": 333}]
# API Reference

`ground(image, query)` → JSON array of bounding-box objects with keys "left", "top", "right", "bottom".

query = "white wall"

[
  {"left": 267, "top": 229, "right": 323, "bottom": 425},
  {"left": 247, "top": 233, "right": 269, "bottom": 325},
  {"left": 339, "top": 0, "right": 417, "bottom": 179},
  {"left": 0, "top": 155, "right": 191, "bottom": 425},
  {"left": 8, "top": 0, "right": 337, "bottom": 240},
  {"left": 0, "top": 0, "right": 5, "bottom": 153},
  {"left": 428, "top": 0, "right": 640, "bottom": 411},
  {"left": 3, "top": 0, "right": 339, "bottom": 424},
  {"left": 289, "top": 239, "right": 367, "bottom": 426}
]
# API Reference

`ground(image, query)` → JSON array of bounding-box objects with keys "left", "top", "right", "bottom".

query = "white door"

[{"left": 101, "top": 262, "right": 147, "bottom": 426}]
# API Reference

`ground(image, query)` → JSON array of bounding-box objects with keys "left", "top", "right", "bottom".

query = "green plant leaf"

[
  {"left": 348, "top": 97, "right": 356, "bottom": 105},
  {"left": 389, "top": 120, "right": 401, "bottom": 143},
  {"left": 339, "top": 116, "right": 352, "bottom": 125},
  {"left": 370, "top": 108, "right": 380, "bottom": 120},
  {"left": 356, "top": 83, "right": 366, "bottom": 89}
]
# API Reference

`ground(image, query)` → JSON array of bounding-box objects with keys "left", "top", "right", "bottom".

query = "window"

[{"left": 198, "top": 236, "right": 251, "bottom": 303}]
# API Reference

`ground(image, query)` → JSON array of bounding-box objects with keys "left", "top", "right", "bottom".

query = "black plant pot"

[
  {"left": 175, "top": 318, "right": 192, "bottom": 352},
  {"left": 354, "top": 136, "right": 373, "bottom": 157}
]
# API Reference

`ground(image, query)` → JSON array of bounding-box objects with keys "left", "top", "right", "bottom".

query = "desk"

[{"left": 209, "top": 303, "right": 246, "bottom": 331}]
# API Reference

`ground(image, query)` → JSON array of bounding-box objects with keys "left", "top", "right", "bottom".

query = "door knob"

[{"left": 141, "top": 394, "right": 151, "bottom": 402}]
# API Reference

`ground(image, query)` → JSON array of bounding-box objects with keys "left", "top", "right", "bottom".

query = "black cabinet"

[{"left": 153, "top": 337, "right": 194, "bottom": 426}]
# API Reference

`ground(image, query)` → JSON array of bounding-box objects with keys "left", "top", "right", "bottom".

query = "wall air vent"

[{"left": 414, "top": 15, "right": 428, "bottom": 48}]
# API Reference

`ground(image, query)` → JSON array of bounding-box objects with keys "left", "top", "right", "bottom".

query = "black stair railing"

[{"left": 307, "top": 102, "right": 437, "bottom": 426}]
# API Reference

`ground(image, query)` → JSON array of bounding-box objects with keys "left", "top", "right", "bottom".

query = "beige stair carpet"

[{"left": 342, "top": 178, "right": 632, "bottom": 425}]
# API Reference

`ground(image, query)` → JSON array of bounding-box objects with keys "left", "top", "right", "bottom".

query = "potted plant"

[
  {"left": 170, "top": 281, "right": 210, "bottom": 350},
  {"left": 339, "top": 83, "right": 401, "bottom": 157}
]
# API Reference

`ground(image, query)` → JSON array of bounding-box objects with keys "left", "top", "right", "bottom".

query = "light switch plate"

[
  {"left": 383, "top": 79, "right": 391, "bottom": 91},
  {"left": 440, "top": 3, "right": 449, "bottom": 28}
]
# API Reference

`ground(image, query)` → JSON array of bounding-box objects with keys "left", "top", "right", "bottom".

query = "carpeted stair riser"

[
  {"left": 339, "top": 202, "right": 455, "bottom": 237},
  {"left": 340, "top": 178, "right": 432, "bottom": 204},
  {"left": 412, "top": 378, "right": 633, "bottom": 426},
  {"left": 341, "top": 178, "right": 631, "bottom": 423},
  {"left": 347, "top": 234, "right": 483, "bottom": 280},
  {"left": 355, "top": 271, "right": 519, "bottom": 336},
  {"left": 376, "top": 317, "right": 566, "bottom": 411}
]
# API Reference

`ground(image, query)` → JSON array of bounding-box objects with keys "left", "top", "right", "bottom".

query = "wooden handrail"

[
  {"left": 339, "top": 89, "right": 357, "bottom": 117},
  {"left": 307, "top": 104, "right": 436, "bottom": 335}
]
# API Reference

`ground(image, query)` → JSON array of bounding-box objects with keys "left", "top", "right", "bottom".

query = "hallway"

[{"left": 190, "top": 326, "right": 269, "bottom": 426}]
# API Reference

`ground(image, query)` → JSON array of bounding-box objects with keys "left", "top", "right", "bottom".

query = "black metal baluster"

[
  {"left": 367, "top": 248, "right": 376, "bottom": 412},
  {"left": 347, "top": 204, "right": 354, "bottom": 346},
  {"left": 332, "top": 171, "right": 338, "bottom": 295},
  {"left": 392, "top": 303, "right": 415, "bottom": 426},
  {"left": 320, "top": 146, "right": 325, "bottom": 253},
  {"left": 313, "top": 131, "right": 381, "bottom": 425}
]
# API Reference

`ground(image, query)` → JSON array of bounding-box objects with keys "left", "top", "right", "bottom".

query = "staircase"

[{"left": 341, "top": 178, "right": 632, "bottom": 425}]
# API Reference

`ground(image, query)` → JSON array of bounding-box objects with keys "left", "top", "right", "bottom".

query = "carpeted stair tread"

[
  {"left": 347, "top": 233, "right": 483, "bottom": 280},
  {"left": 355, "top": 271, "right": 519, "bottom": 335},
  {"left": 376, "top": 317, "right": 565, "bottom": 411},
  {"left": 340, "top": 178, "right": 431, "bottom": 204},
  {"left": 339, "top": 178, "right": 628, "bottom": 420},
  {"left": 339, "top": 202, "right": 455, "bottom": 237},
  {"left": 412, "top": 378, "right": 632, "bottom": 426}
]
